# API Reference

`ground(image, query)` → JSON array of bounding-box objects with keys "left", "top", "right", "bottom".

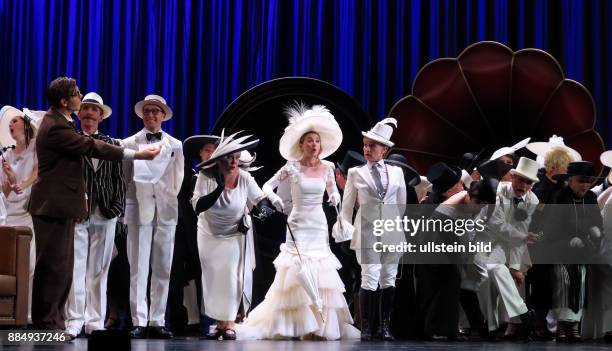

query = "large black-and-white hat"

[
  {"left": 361, "top": 117, "right": 397, "bottom": 147},
  {"left": 134, "top": 94, "right": 173, "bottom": 121},
  {"left": 183, "top": 135, "right": 220, "bottom": 160},
  {"left": 80, "top": 92, "right": 112, "bottom": 119},
  {"left": 197, "top": 130, "right": 259, "bottom": 169}
]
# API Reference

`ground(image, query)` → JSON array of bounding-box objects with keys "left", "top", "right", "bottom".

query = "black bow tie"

[
  {"left": 513, "top": 197, "right": 523, "bottom": 206},
  {"left": 146, "top": 132, "right": 162, "bottom": 142}
]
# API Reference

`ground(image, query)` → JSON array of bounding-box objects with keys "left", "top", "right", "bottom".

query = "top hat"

[
  {"left": 362, "top": 117, "right": 397, "bottom": 147},
  {"left": 509, "top": 157, "right": 540, "bottom": 182},
  {"left": 336, "top": 150, "right": 366, "bottom": 175},
  {"left": 426, "top": 162, "right": 462, "bottom": 194}
]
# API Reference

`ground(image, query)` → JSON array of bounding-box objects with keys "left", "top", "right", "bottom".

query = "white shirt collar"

[{"left": 367, "top": 159, "right": 385, "bottom": 169}]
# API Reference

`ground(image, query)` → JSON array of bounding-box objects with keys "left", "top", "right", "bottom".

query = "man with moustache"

[
  {"left": 64, "top": 92, "right": 125, "bottom": 338},
  {"left": 29, "top": 77, "right": 159, "bottom": 334}
]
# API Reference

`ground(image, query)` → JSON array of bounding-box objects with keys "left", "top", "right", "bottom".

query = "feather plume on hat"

[{"left": 197, "top": 129, "right": 259, "bottom": 169}]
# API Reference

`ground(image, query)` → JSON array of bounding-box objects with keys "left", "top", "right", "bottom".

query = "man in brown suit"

[{"left": 28, "top": 77, "right": 160, "bottom": 333}]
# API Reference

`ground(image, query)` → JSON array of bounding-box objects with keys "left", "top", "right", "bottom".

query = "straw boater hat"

[
  {"left": 80, "top": 92, "right": 112, "bottom": 119},
  {"left": 183, "top": 135, "right": 220, "bottom": 160},
  {"left": 526, "top": 135, "right": 582, "bottom": 164},
  {"left": 509, "top": 157, "right": 540, "bottom": 182},
  {"left": 489, "top": 137, "right": 531, "bottom": 161},
  {"left": 0, "top": 106, "right": 43, "bottom": 148},
  {"left": 197, "top": 130, "right": 259, "bottom": 169},
  {"left": 362, "top": 117, "right": 397, "bottom": 147},
  {"left": 279, "top": 103, "right": 343, "bottom": 161},
  {"left": 134, "top": 94, "right": 173, "bottom": 121}
]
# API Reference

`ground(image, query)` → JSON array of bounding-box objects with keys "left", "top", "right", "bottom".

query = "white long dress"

[
  {"left": 237, "top": 161, "right": 358, "bottom": 340},
  {"left": 192, "top": 169, "right": 265, "bottom": 321}
]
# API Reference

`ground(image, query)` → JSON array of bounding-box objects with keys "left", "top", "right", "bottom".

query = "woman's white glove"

[
  {"left": 328, "top": 192, "right": 341, "bottom": 207},
  {"left": 569, "top": 237, "right": 584, "bottom": 249},
  {"left": 266, "top": 192, "right": 285, "bottom": 212}
]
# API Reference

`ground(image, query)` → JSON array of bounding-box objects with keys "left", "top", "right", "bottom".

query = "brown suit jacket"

[{"left": 29, "top": 108, "right": 125, "bottom": 219}]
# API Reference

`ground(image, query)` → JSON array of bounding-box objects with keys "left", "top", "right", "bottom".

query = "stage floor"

[{"left": 17, "top": 338, "right": 612, "bottom": 350}]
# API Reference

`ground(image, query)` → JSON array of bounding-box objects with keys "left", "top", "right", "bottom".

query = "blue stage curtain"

[{"left": 0, "top": 0, "right": 611, "bottom": 143}]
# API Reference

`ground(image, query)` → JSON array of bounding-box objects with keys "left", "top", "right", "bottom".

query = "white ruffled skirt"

[{"left": 236, "top": 246, "right": 359, "bottom": 340}]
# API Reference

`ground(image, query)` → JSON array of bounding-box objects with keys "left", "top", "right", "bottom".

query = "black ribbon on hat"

[{"left": 146, "top": 132, "right": 162, "bottom": 142}]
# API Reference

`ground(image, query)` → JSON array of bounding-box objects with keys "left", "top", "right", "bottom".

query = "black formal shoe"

[
  {"left": 567, "top": 322, "right": 583, "bottom": 342},
  {"left": 129, "top": 326, "right": 148, "bottom": 339},
  {"left": 203, "top": 328, "right": 222, "bottom": 340},
  {"left": 519, "top": 310, "right": 534, "bottom": 342},
  {"left": 222, "top": 328, "right": 236, "bottom": 340},
  {"left": 148, "top": 326, "right": 174, "bottom": 339}
]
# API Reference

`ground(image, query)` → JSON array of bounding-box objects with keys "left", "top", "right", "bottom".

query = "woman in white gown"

[
  {"left": 0, "top": 106, "right": 39, "bottom": 322},
  {"left": 238, "top": 103, "right": 359, "bottom": 340},
  {"left": 192, "top": 132, "right": 277, "bottom": 340}
]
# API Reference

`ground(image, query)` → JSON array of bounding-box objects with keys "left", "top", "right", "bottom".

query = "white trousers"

[
  {"left": 65, "top": 217, "right": 117, "bottom": 334},
  {"left": 127, "top": 224, "right": 175, "bottom": 327},
  {"left": 356, "top": 252, "right": 399, "bottom": 291},
  {"left": 482, "top": 264, "right": 528, "bottom": 330}
]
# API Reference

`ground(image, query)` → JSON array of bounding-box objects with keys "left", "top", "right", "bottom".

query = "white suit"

[
  {"left": 123, "top": 129, "right": 184, "bottom": 327},
  {"left": 341, "top": 162, "right": 406, "bottom": 291},
  {"left": 478, "top": 182, "right": 537, "bottom": 330}
]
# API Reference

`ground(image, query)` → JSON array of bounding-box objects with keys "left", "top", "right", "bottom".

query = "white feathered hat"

[
  {"left": 526, "top": 135, "right": 582, "bottom": 166},
  {"left": 279, "top": 102, "right": 343, "bottom": 161},
  {"left": 362, "top": 117, "right": 398, "bottom": 147}
]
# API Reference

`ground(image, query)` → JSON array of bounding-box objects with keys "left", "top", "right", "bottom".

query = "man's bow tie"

[{"left": 146, "top": 132, "right": 162, "bottom": 142}]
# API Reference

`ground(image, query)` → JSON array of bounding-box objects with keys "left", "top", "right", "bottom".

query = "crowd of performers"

[{"left": 2, "top": 76, "right": 612, "bottom": 343}]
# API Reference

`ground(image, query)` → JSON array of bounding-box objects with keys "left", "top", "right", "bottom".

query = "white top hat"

[
  {"left": 80, "top": 92, "right": 112, "bottom": 119},
  {"left": 0, "top": 105, "right": 43, "bottom": 148},
  {"left": 134, "top": 94, "right": 173, "bottom": 121},
  {"left": 509, "top": 157, "right": 540, "bottom": 183},
  {"left": 279, "top": 103, "right": 343, "bottom": 161},
  {"left": 490, "top": 137, "right": 531, "bottom": 161},
  {"left": 526, "top": 135, "right": 582, "bottom": 165},
  {"left": 362, "top": 117, "right": 397, "bottom": 147}
]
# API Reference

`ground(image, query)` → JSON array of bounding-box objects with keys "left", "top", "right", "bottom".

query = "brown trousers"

[{"left": 31, "top": 215, "right": 75, "bottom": 330}]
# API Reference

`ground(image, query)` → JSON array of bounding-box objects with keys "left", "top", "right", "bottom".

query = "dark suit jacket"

[
  {"left": 29, "top": 108, "right": 124, "bottom": 219},
  {"left": 78, "top": 130, "right": 126, "bottom": 219}
]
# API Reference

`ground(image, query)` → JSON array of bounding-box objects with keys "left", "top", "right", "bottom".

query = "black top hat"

[
  {"left": 385, "top": 153, "right": 421, "bottom": 187},
  {"left": 477, "top": 159, "right": 514, "bottom": 180},
  {"left": 553, "top": 161, "right": 600, "bottom": 181},
  {"left": 336, "top": 150, "right": 366, "bottom": 175},
  {"left": 426, "top": 162, "right": 462, "bottom": 194},
  {"left": 468, "top": 177, "right": 499, "bottom": 204},
  {"left": 183, "top": 135, "right": 220, "bottom": 160}
]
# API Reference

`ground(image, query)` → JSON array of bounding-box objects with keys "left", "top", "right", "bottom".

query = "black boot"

[
  {"left": 379, "top": 287, "right": 395, "bottom": 341},
  {"left": 359, "top": 289, "right": 374, "bottom": 341},
  {"left": 519, "top": 310, "right": 534, "bottom": 342},
  {"left": 459, "top": 289, "right": 488, "bottom": 339}
]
